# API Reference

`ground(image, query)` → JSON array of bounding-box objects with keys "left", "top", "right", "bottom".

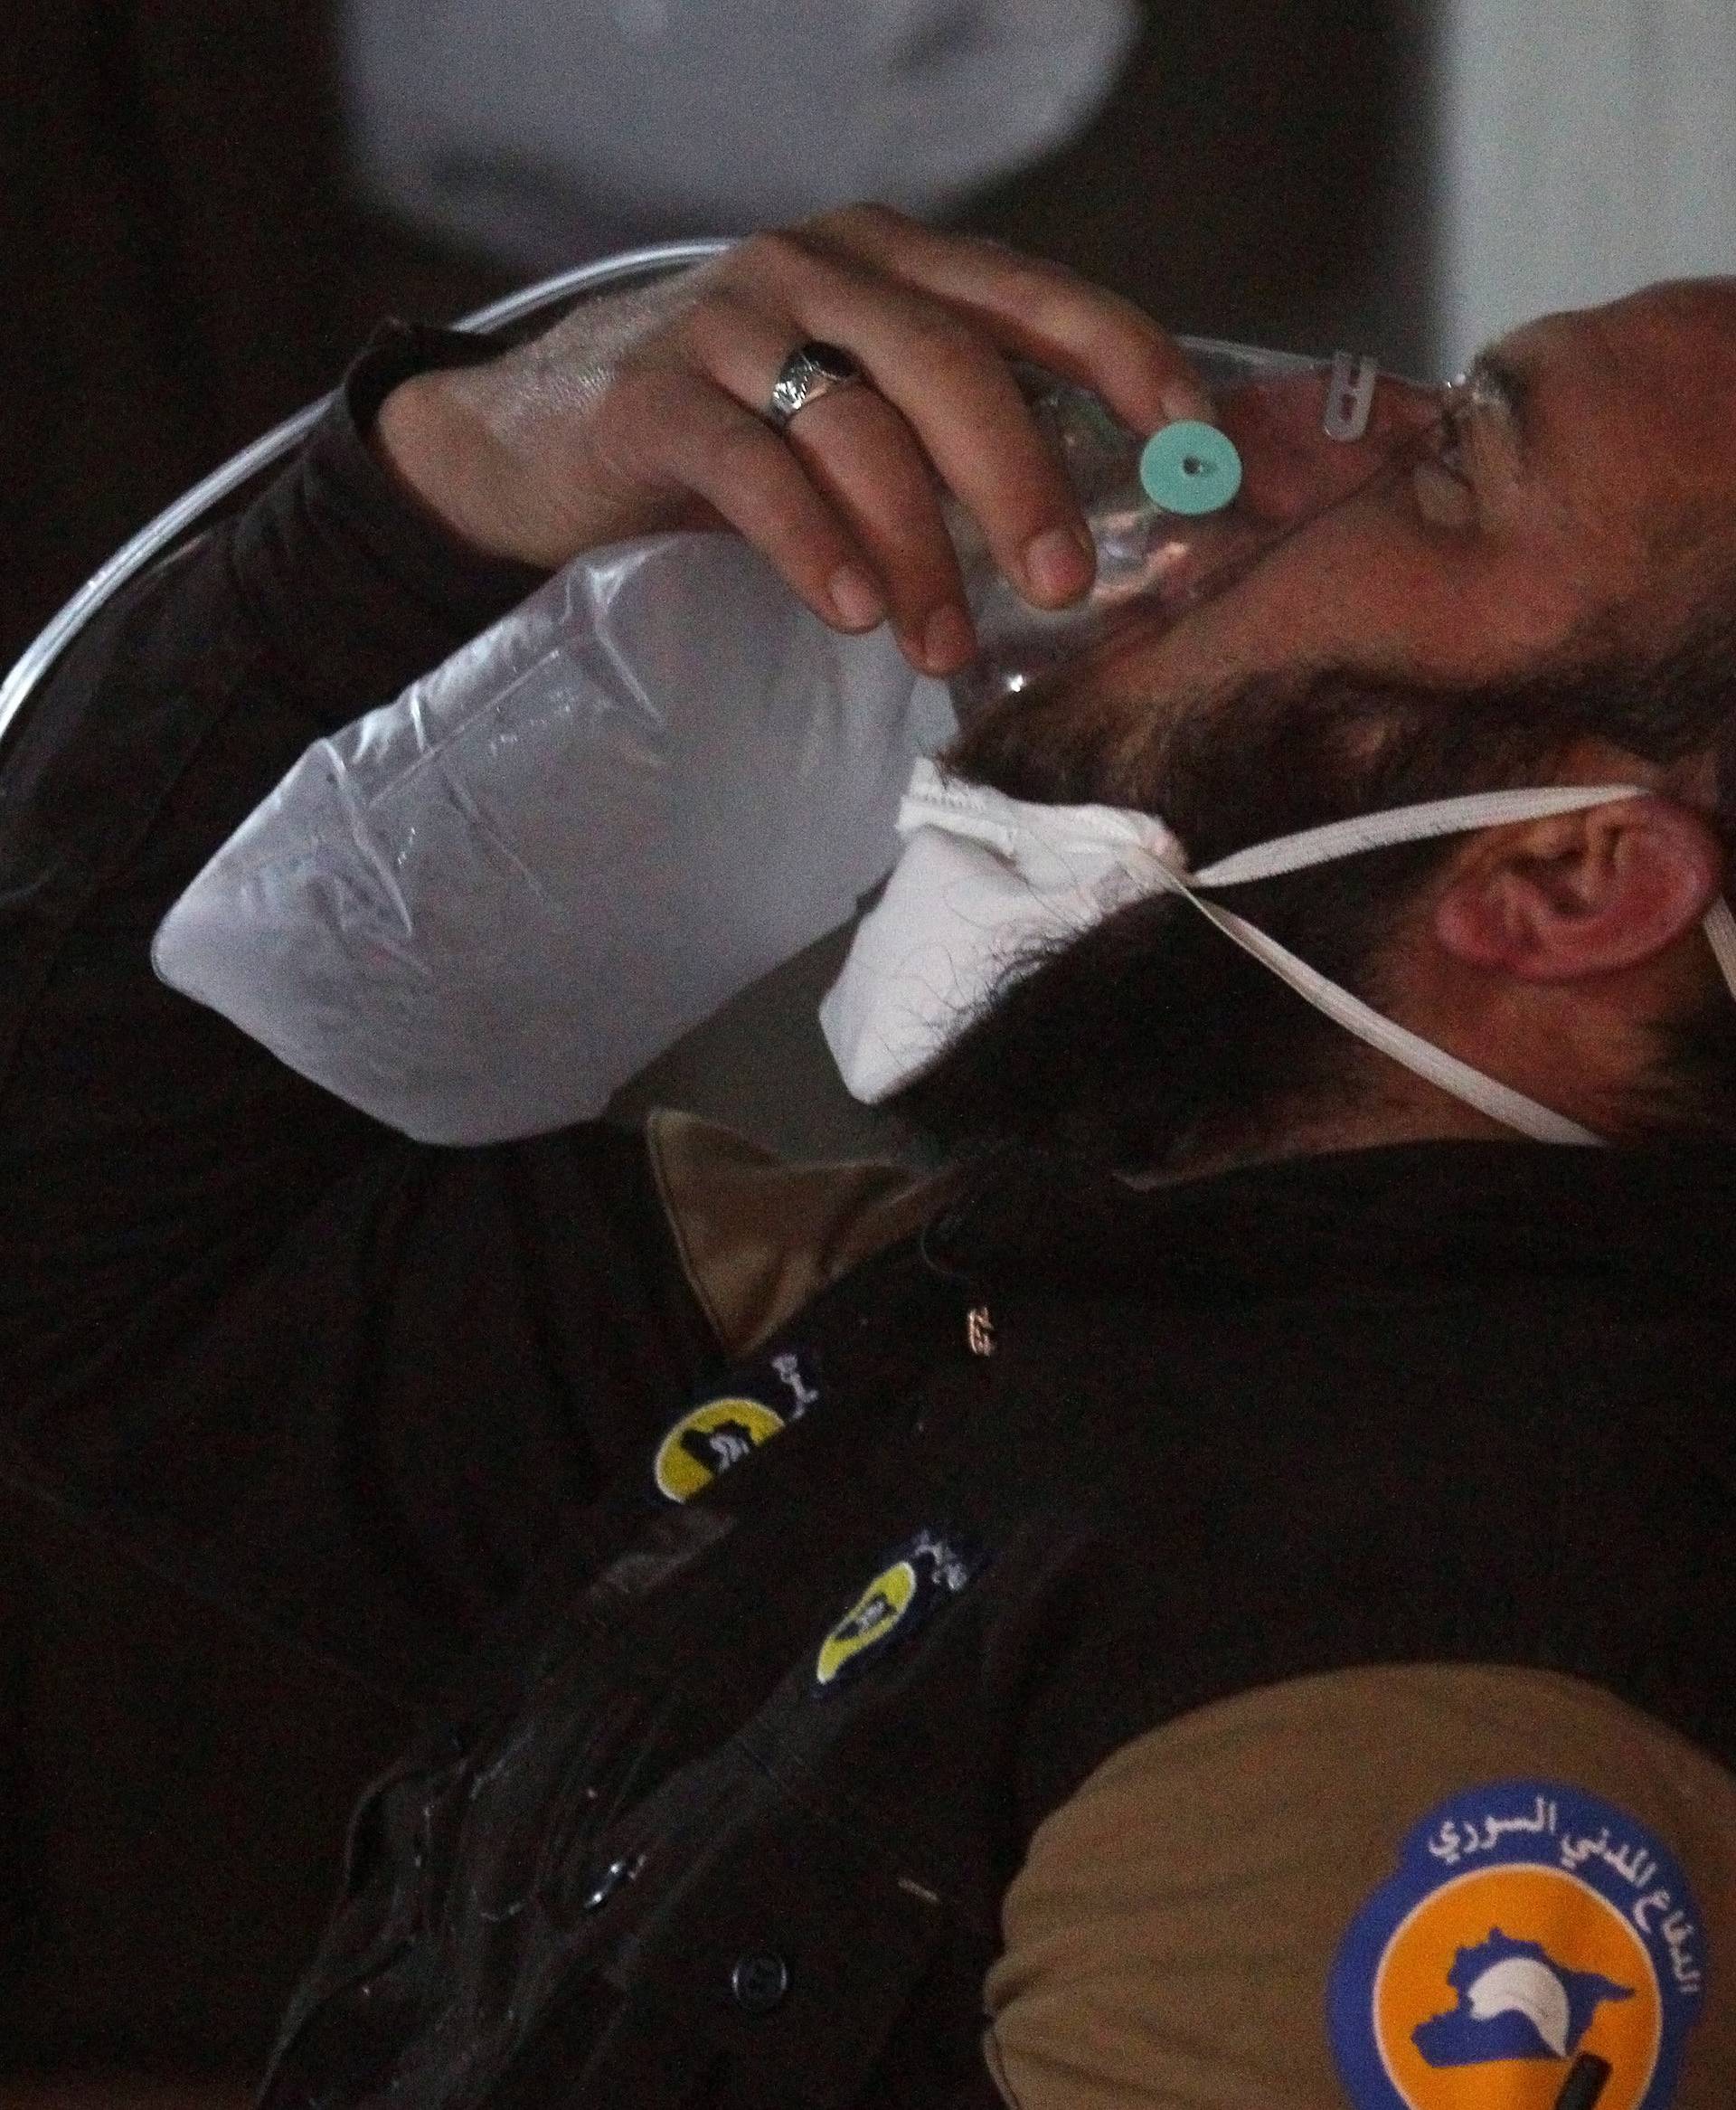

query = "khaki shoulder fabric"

[
  {"left": 986, "top": 1665, "right": 1736, "bottom": 2108},
  {"left": 646, "top": 1108, "right": 947, "bottom": 1358}
]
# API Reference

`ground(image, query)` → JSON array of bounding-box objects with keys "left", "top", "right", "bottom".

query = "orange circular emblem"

[
  {"left": 1328, "top": 1782, "right": 1705, "bottom": 2110},
  {"left": 1374, "top": 1866, "right": 1659, "bottom": 2107}
]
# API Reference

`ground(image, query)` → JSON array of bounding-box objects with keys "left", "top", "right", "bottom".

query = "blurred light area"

[
  {"left": 341, "top": 0, "right": 1138, "bottom": 268},
  {"left": 1437, "top": 0, "right": 1736, "bottom": 369}
]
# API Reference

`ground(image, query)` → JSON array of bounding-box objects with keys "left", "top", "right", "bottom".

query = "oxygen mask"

[{"left": 948, "top": 340, "right": 1437, "bottom": 718}]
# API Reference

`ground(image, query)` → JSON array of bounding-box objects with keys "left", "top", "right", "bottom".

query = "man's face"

[
  {"left": 1081, "top": 278, "right": 1736, "bottom": 787},
  {"left": 920, "top": 280, "right": 1736, "bottom": 1164}
]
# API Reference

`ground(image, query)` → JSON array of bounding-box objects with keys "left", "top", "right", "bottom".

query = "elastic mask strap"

[
  {"left": 1151, "top": 870, "right": 1606, "bottom": 1146},
  {"left": 1180, "top": 782, "right": 1736, "bottom": 1150},
  {"left": 1703, "top": 894, "right": 1736, "bottom": 989},
  {"left": 1192, "top": 785, "right": 1644, "bottom": 888}
]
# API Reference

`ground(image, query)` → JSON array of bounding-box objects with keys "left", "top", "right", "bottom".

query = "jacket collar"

[{"left": 926, "top": 1136, "right": 1736, "bottom": 1313}]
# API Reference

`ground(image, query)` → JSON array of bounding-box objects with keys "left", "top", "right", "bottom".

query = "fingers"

[
  {"left": 688, "top": 214, "right": 1211, "bottom": 660},
  {"left": 604, "top": 369, "right": 891, "bottom": 638},
  {"left": 687, "top": 232, "right": 1110, "bottom": 660},
  {"left": 801, "top": 205, "right": 1214, "bottom": 432},
  {"left": 680, "top": 281, "right": 979, "bottom": 670},
  {"left": 780, "top": 384, "right": 976, "bottom": 673},
  {"left": 774, "top": 254, "right": 1099, "bottom": 620}
]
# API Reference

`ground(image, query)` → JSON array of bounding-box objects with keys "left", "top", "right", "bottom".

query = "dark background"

[{"left": 0, "top": 0, "right": 1429, "bottom": 2090}]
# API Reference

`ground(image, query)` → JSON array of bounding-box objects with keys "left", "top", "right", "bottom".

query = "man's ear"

[{"left": 1432, "top": 795, "right": 1725, "bottom": 983}]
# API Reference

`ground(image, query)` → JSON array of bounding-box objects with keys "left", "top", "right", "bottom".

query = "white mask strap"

[
  {"left": 1191, "top": 785, "right": 1643, "bottom": 888},
  {"left": 1173, "top": 782, "right": 1647, "bottom": 1149},
  {"left": 824, "top": 764, "right": 1736, "bottom": 1149},
  {"left": 1157, "top": 879, "right": 1603, "bottom": 1145},
  {"left": 1703, "top": 894, "right": 1736, "bottom": 988}
]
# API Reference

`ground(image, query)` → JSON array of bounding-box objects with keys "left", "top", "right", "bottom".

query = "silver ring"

[{"left": 767, "top": 340, "right": 864, "bottom": 432}]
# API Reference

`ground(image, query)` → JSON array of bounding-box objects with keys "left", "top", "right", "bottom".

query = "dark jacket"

[{"left": 259, "top": 1134, "right": 1736, "bottom": 2107}]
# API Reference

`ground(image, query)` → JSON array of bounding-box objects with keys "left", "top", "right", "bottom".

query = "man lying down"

[{"left": 3, "top": 206, "right": 1734, "bottom": 2107}]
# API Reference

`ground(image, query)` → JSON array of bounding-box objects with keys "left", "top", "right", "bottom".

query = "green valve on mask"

[{"left": 1138, "top": 420, "right": 1242, "bottom": 516}]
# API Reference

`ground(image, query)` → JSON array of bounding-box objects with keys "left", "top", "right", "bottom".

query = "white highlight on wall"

[
  {"left": 342, "top": 0, "right": 1137, "bottom": 268},
  {"left": 1436, "top": 0, "right": 1736, "bottom": 369}
]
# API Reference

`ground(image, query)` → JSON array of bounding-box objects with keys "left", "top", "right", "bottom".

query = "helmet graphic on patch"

[
  {"left": 653, "top": 1396, "right": 786, "bottom": 1503},
  {"left": 811, "top": 1528, "right": 980, "bottom": 1693},
  {"left": 1328, "top": 1780, "right": 1706, "bottom": 2110}
]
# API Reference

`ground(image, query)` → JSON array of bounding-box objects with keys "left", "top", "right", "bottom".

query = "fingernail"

[
  {"left": 829, "top": 565, "right": 885, "bottom": 630},
  {"left": 1160, "top": 378, "right": 1216, "bottom": 425},
  {"left": 921, "top": 604, "right": 976, "bottom": 674},
  {"left": 1023, "top": 524, "right": 1096, "bottom": 605}
]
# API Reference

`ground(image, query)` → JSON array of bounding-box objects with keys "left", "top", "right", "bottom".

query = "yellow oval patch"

[
  {"left": 815, "top": 1559, "right": 918, "bottom": 1687},
  {"left": 654, "top": 1396, "right": 786, "bottom": 1503}
]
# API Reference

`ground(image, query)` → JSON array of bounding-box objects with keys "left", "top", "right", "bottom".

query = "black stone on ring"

[{"left": 767, "top": 340, "right": 864, "bottom": 432}]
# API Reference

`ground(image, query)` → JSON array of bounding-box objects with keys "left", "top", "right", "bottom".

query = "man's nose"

[{"left": 1215, "top": 369, "right": 1441, "bottom": 525}]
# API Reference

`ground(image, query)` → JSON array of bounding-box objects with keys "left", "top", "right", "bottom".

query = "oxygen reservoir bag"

[{"left": 153, "top": 535, "right": 953, "bottom": 1143}]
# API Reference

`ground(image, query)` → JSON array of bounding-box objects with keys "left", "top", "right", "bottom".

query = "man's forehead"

[
  {"left": 1607, "top": 273, "right": 1736, "bottom": 332},
  {"left": 1487, "top": 277, "right": 1736, "bottom": 421}
]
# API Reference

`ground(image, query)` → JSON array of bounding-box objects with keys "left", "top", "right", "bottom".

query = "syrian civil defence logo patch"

[
  {"left": 811, "top": 1529, "right": 979, "bottom": 1693},
  {"left": 653, "top": 1396, "right": 786, "bottom": 1503},
  {"left": 1328, "top": 1780, "right": 1706, "bottom": 2110}
]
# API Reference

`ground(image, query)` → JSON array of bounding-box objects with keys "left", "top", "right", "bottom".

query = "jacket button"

[
  {"left": 580, "top": 1850, "right": 646, "bottom": 1915},
  {"left": 730, "top": 1951, "right": 790, "bottom": 2014}
]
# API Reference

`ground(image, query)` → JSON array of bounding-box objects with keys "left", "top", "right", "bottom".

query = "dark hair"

[{"left": 892, "top": 620, "right": 1736, "bottom": 1172}]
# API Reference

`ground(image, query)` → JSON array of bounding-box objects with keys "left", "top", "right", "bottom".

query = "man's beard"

[{"left": 888, "top": 622, "right": 1736, "bottom": 1174}]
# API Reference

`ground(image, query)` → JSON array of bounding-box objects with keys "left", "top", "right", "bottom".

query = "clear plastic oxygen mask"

[{"left": 948, "top": 339, "right": 1422, "bottom": 718}]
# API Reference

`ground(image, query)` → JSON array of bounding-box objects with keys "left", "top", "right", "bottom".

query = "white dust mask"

[{"left": 819, "top": 759, "right": 1736, "bottom": 1146}]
